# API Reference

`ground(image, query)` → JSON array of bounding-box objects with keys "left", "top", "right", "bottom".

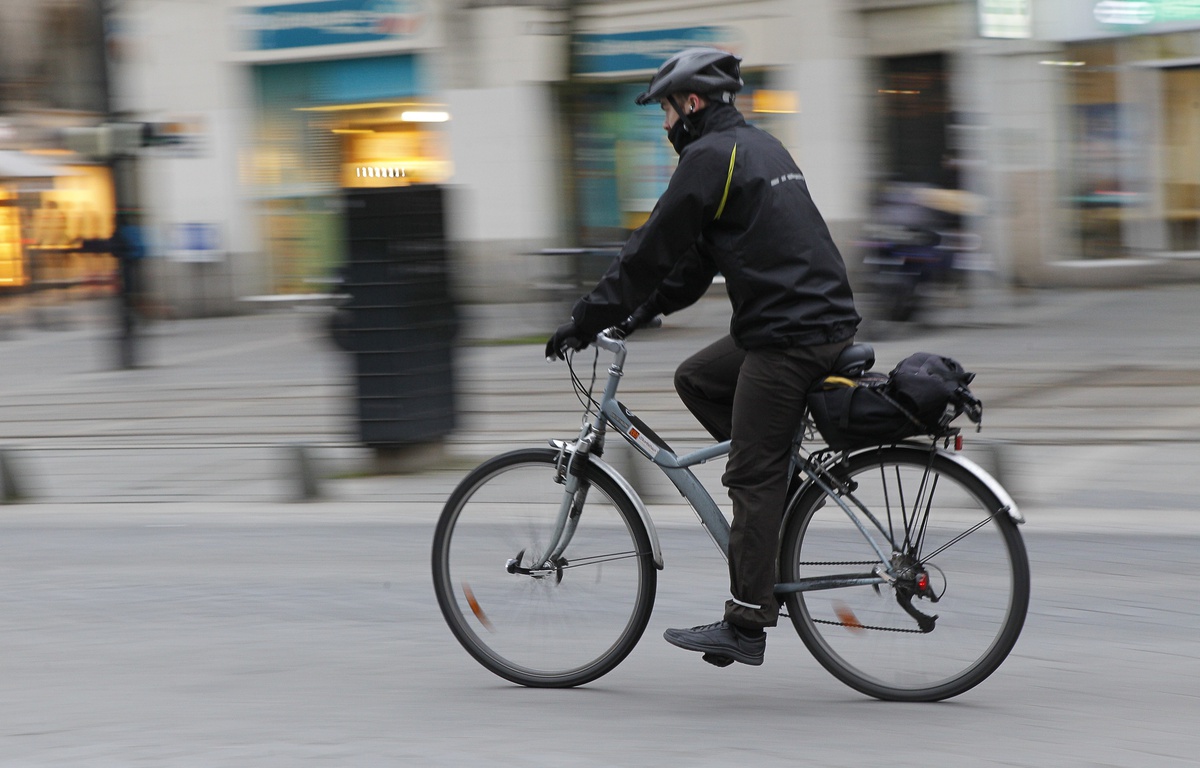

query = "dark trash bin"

[{"left": 336, "top": 185, "right": 458, "bottom": 449}]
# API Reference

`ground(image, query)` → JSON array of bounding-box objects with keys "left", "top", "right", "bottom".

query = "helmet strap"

[{"left": 667, "top": 94, "right": 697, "bottom": 135}]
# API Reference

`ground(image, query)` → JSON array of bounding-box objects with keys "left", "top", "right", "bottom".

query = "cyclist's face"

[{"left": 659, "top": 95, "right": 703, "bottom": 131}]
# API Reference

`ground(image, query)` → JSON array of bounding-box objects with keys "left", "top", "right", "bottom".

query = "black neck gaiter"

[{"left": 666, "top": 102, "right": 731, "bottom": 155}]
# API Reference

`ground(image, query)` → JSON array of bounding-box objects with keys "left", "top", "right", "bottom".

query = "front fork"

[{"left": 514, "top": 426, "right": 599, "bottom": 576}]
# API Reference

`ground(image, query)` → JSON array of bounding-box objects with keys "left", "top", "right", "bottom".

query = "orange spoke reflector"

[
  {"left": 834, "top": 601, "right": 864, "bottom": 632},
  {"left": 462, "top": 581, "right": 494, "bottom": 632}
]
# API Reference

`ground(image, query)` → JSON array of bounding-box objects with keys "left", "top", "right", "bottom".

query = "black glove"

[
  {"left": 545, "top": 321, "right": 589, "bottom": 360},
  {"left": 614, "top": 302, "right": 661, "bottom": 338}
]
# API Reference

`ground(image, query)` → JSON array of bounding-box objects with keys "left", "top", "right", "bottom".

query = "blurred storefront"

[
  {"left": 566, "top": 4, "right": 868, "bottom": 258},
  {"left": 100, "top": 0, "right": 1200, "bottom": 315},
  {"left": 235, "top": 1, "right": 450, "bottom": 296},
  {"left": 19, "top": 160, "right": 116, "bottom": 294},
  {"left": 0, "top": 0, "right": 116, "bottom": 301},
  {"left": 1050, "top": 15, "right": 1200, "bottom": 261},
  {"left": 855, "top": 0, "right": 1200, "bottom": 286},
  {"left": 571, "top": 27, "right": 785, "bottom": 242},
  {"left": 1006, "top": 0, "right": 1200, "bottom": 281},
  {"left": 0, "top": 157, "right": 116, "bottom": 298}
]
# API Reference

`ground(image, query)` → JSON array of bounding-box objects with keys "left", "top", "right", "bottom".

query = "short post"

[
  {"left": 285, "top": 443, "right": 320, "bottom": 502},
  {"left": 0, "top": 447, "right": 28, "bottom": 503}
]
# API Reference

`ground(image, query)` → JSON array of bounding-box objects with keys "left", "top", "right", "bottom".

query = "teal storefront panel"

[
  {"left": 576, "top": 83, "right": 679, "bottom": 238},
  {"left": 254, "top": 54, "right": 426, "bottom": 107},
  {"left": 574, "top": 27, "right": 730, "bottom": 76},
  {"left": 244, "top": 0, "right": 427, "bottom": 51}
]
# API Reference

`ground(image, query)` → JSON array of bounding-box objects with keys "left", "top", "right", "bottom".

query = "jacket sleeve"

[
  {"left": 570, "top": 141, "right": 731, "bottom": 336},
  {"left": 640, "top": 244, "right": 717, "bottom": 317}
]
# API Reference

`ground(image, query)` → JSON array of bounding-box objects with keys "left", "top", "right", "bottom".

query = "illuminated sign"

[
  {"left": 1094, "top": 0, "right": 1200, "bottom": 26},
  {"left": 980, "top": 0, "right": 1033, "bottom": 39}
]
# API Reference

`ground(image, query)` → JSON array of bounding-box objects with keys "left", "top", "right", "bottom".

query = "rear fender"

[{"left": 784, "top": 443, "right": 1023, "bottom": 530}]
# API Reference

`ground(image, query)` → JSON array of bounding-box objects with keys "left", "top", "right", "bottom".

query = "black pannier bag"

[{"left": 807, "top": 352, "right": 983, "bottom": 451}]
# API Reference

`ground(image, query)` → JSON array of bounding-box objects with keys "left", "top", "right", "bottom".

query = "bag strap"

[
  {"left": 877, "top": 389, "right": 926, "bottom": 429},
  {"left": 839, "top": 387, "right": 856, "bottom": 429}
]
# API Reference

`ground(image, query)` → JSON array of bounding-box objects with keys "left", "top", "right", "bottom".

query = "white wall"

[
  {"left": 439, "top": 5, "right": 568, "bottom": 301},
  {"left": 446, "top": 85, "right": 558, "bottom": 243},
  {"left": 117, "top": 0, "right": 262, "bottom": 305},
  {"left": 777, "top": 0, "right": 870, "bottom": 225}
]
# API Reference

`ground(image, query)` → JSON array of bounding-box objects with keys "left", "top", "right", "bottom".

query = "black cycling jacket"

[{"left": 571, "top": 102, "right": 860, "bottom": 349}]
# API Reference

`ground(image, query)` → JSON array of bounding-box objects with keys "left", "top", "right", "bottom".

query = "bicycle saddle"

[{"left": 831, "top": 343, "right": 875, "bottom": 378}]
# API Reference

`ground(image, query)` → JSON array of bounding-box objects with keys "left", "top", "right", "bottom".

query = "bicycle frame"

[{"left": 541, "top": 331, "right": 1021, "bottom": 598}]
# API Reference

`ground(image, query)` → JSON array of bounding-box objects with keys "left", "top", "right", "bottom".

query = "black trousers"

[{"left": 674, "top": 335, "right": 851, "bottom": 629}]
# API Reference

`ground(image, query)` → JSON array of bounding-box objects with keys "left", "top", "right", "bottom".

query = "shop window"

[
  {"left": 328, "top": 103, "right": 452, "bottom": 188},
  {"left": 878, "top": 54, "right": 955, "bottom": 189},
  {"left": 251, "top": 56, "right": 449, "bottom": 294},
  {"left": 0, "top": 190, "right": 24, "bottom": 288},
  {"left": 24, "top": 163, "right": 116, "bottom": 293},
  {"left": 1064, "top": 43, "right": 1131, "bottom": 259},
  {"left": 1161, "top": 66, "right": 1200, "bottom": 251}
]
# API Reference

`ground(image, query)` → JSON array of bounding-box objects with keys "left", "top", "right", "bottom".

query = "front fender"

[
  {"left": 550, "top": 441, "right": 664, "bottom": 569},
  {"left": 588, "top": 455, "right": 665, "bottom": 569}
]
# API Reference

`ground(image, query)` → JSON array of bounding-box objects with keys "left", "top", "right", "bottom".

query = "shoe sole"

[{"left": 663, "top": 631, "right": 764, "bottom": 666}]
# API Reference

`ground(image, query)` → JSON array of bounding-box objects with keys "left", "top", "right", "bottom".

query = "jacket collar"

[{"left": 670, "top": 102, "right": 743, "bottom": 154}]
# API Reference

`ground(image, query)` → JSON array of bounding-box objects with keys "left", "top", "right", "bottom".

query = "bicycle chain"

[
  {"left": 786, "top": 561, "right": 928, "bottom": 633},
  {"left": 811, "top": 617, "right": 927, "bottom": 634}
]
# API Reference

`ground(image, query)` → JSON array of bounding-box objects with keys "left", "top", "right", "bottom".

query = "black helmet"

[{"left": 634, "top": 47, "right": 743, "bottom": 106}]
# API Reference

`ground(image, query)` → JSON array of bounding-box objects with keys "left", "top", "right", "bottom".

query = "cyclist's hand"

[
  {"left": 545, "top": 321, "right": 589, "bottom": 361},
  {"left": 614, "top": 304, "right": 661, "bottom": 338}
]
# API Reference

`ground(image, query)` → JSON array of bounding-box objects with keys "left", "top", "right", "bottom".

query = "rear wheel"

[
  {"left": 780, "top": 446, "right": 1029, "bottom": 701},
  {"left": 432, "top": 448, "right": 657, "bottom": 687}
]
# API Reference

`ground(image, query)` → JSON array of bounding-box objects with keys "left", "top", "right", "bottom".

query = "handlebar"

[{"left": 593, "top": 314, "right": 662, "bottom": 354}]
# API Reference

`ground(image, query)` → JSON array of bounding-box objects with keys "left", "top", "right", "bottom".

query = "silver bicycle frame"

[{"left": 539, "top": 331, "right": 1021, "bottom": 593}]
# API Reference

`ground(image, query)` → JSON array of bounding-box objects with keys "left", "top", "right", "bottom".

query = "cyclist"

[{"left": 546, "top": 47, "right": 860, "bottom": 667}]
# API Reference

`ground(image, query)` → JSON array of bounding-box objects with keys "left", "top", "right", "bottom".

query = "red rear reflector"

[{"left": 954, "top": 434, "right": 964, "bottom": 451}]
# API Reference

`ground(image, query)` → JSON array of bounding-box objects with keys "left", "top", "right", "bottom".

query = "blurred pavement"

[
  {"left": 3, "top": 284, "right": 1200, "bottom": 765},
  {"left": 0, "top": 283, "right": 1198, "bottom": 522}
]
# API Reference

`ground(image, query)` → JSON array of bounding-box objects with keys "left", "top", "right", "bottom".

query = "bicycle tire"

[
  {"left": 779, "top": 446, "right": 1029, "bottom": 701},
  {"left": 432, "top": 447, "right": 657, "bottom": 687}
]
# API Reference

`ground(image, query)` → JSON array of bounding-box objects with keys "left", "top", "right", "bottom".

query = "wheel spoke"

[
  {"left": 432, "top": 449, "right": 657, "bottom": 688},
  {"left": 782, "top": 447, "right": 1029, "bottom": 702}
]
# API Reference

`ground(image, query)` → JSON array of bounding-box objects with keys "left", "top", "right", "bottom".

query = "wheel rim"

[
  {"left": 437, "top": 456, "right": 653, "bottom": 684},
  {"left": 788, "top": 453, "right": 1027, "bottom": 699}
]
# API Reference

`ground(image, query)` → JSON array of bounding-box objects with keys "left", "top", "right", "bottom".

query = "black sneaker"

[{"left": 663, "top": 620, "right": 765, "bottom": 666}]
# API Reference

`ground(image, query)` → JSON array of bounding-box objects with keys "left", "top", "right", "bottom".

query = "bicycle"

[{"left": 431, "top": 328, "right": 1029, "bottom": 701}]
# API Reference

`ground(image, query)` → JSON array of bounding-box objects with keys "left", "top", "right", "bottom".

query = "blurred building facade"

[
  {"left": 4, "top": 0, "right": 1200, "bottom": 316},
  {"left": 0, "top": 0, "right": 118, "bottom": 296}
]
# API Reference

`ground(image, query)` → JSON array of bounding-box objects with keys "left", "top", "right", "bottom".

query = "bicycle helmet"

[{"left": 634, "top": 47, "right": 743, "bottom": 106}]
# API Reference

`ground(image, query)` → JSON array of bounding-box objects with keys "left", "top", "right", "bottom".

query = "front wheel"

[
  {"left": 780, "top": 446, "right": 1029, "bottom": 701},
  {"left": 432, "top": 448, "right": 658, "bottom": 687}
]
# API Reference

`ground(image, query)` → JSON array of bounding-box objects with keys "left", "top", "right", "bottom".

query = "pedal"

[{"left": 702, "top": 653, "right": 735, "bottom": 668}]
